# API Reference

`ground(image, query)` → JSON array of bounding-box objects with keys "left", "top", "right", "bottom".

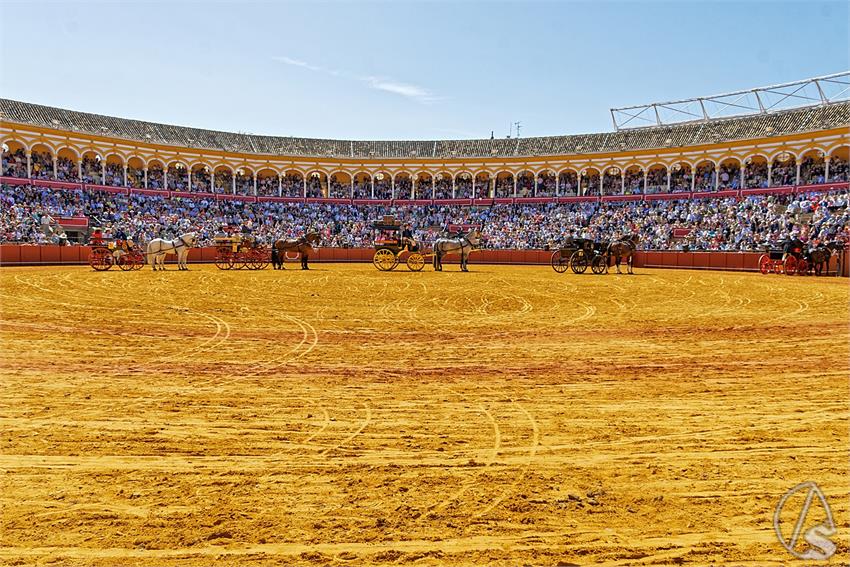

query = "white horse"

[
  {"left": 433, "top": 229, "right": 481, "bottom": 272},
  {"left": 147, "top": 232, "right": 198, "bottom": 271}
]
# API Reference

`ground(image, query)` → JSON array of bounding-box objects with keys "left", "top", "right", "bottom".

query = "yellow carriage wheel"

[
  {"left": 406, "top": 252, "right": 425, "bottom": 271},
  {"left": 373, "top": 249, "right": 399, "bottom": 271}
]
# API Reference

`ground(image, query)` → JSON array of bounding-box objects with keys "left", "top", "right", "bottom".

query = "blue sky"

[{"left": 1, "top": 1, "right": 847, "bottom": 140}]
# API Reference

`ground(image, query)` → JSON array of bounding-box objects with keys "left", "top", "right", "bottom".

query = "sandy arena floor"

[{"left": 0, "top": 263, "right": 847, "bottom": 566}]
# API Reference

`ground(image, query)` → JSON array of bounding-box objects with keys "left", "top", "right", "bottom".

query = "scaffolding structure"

[{"left": 611, "top": 71, "right": 850, "bottom": 130}]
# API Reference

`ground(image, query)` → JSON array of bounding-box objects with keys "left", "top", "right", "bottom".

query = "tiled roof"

[{"left": 2, "top": 98, "right": 847, "bottom": 159}]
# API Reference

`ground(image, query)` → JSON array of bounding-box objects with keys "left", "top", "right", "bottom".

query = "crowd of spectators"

[
  {"left": 3, "top": 149, "right": 28, "bottom": 178},
  {"left": 5, "top": 147, "right": 849, "bottom": 200},
  {"left": 2, "top": 183, "right": 847, "bottom": 252}
]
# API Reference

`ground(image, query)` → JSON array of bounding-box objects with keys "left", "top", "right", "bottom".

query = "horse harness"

[
  {"left": 438, "top": 233, "right": 475, "bottom": 255},
  {"left": 151, "top": 235, "right": 192, "bottom": 255}
]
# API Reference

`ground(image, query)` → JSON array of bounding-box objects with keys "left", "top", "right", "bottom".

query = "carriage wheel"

[
  {"left": 796, "top": 258, "right": 809, "bottom": 275},
  {"left": 591, "top": 255, "right": 607, "bottom": 275},
  {"left": 373, "top": 249, "right": 398, "bottom": 271},
  {"left": 246, "top": 249, "right": 269, "bottom": 270},
  {"left": 758, "top": 254, "right": 771, "bottom": 275},
  {"left": 89, "top": 248, "right": 113, "bottom": 271},
  {"left": 406, "top": 252, "right": 425, "bottom": 272},
  {"left": 117, "top": 253, "right": 134, "bottom": 271},
  {"left": 235, "top": 254, "right": 249, "bottom": 270},
  {"left": 569, "top": 250, "right": 588, "bottom": 274},
  {"left": 128, "top": 251, "right": 144, "bottom": 270},
  {"left": 551, "top": 251, "right": 568, "bottom": 273},
  {"left": 214, "top": 252, "right": 234, "bottom": 270},
  {"left": 252, "top": 249, "right": 271, "bottom": 270},
  {"left": 783, "top": 256, "right": 797, "bottom": 276}
]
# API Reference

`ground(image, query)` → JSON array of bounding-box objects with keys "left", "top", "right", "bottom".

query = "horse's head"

[
  {"left": 467, "top": 229, "right": 483, "bottom": 246},
  {"left": 306, "top": 231, "right": 321, "bottom": 245},
  {"left": 182, "top": 232, "right": 198, "bottom": 247}
]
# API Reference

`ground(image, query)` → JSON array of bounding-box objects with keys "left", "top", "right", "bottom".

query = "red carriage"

[
  {"left": 89, "top": 231, "right": 145, "bottom": 271},
  {"left": 758, "top": 241, "right": 809, "bottom": 276},
  {"left": 214, "top": 234, "right": 270, "bottom": 270}
]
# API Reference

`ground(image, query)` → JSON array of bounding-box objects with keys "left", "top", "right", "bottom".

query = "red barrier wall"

[{"left": 1, "top": 245, "right": 848, "bottom": 276}]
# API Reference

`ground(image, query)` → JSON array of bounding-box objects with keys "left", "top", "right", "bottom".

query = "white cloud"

[
  {"left": 271, "top": 56, "right": 325, "bottom": 73},
  {"left": 364, "top": 77, "right": 442, "bottom": 104},
  {"left": 272, "top": 55, "right": 442, "bottom": 105}
]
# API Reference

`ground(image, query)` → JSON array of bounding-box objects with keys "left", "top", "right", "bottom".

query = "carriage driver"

[
  {"left": 401, "top": 223, "right": 418, "bottom": 252},
  {"left": 114, "top": 226, "right": 130, "bottom": 251},
  {"left": 90, "top": 226, "right": 104, "bottom": 246}
]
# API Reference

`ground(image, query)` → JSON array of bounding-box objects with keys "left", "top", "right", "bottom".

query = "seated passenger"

[{"left": 401, "top": 224, "right": 417, "bottom": 251}]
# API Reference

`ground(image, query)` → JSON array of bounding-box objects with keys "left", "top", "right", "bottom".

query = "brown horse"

[
  {"left": 809, "top": 240, "right": 845, "bottom": 276},
  {"left": 607, "top": 234, "right": 639, "bottom": 274},
  {"left": 272, "top": 232, "right": 321, "bottom": 270}
]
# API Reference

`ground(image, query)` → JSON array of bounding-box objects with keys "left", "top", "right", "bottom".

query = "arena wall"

[{"left": 2, "top": 245, "right": 847, "bottom": 276}]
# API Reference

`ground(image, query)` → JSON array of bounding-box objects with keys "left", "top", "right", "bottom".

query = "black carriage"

[
  {"left": 371, "top": 217, "right": 426, "bottom": 271},
  {"left": 551, "top": 238, "right": 608, "bottom": 275},
  {"left": 758, "top": 240, "right": 808, "bottom": 276}
]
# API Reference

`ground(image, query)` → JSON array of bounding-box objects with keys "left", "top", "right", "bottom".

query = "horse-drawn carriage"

[
  {"left": 371, "top": 218, "right": 427, "bottom": 271},
  {"left": 758, "top": 238, "right": 845, "bottom": 276},
  {"left": 758, "top": 246, "right": 807, "bottom": 275},
  {"left": 89, "top": 237, "right": 145, "bottom": 271},
  {"left": 214, "top": 234, "right": 270, "bottom": 270},
  {"left": 551, "top": 238, "right": 608, "bottom": 274}
]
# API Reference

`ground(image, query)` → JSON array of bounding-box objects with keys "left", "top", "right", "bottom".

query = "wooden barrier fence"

[{"left": 1, "top": 245, "right": 847, "bottom": 276}]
